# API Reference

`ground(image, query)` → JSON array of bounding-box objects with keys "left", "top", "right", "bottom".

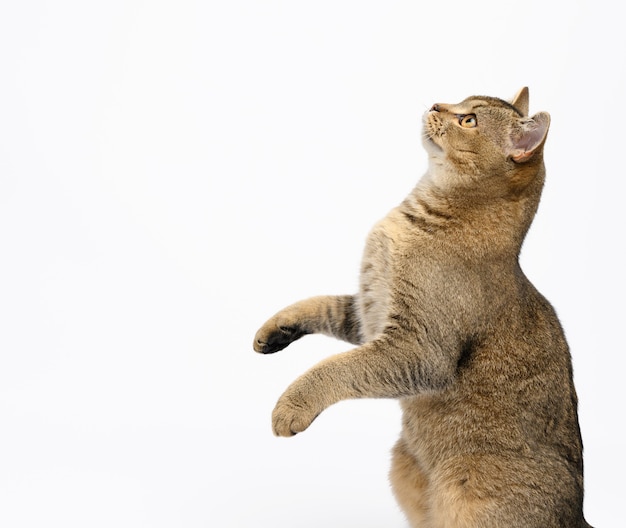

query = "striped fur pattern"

[{"left": 253, "top": 88, "right": 592, "bottom": 527}]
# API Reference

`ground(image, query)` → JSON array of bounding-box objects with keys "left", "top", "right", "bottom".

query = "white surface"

[{"left": 1, "top": 1, "right": 623, "bottom": 526}]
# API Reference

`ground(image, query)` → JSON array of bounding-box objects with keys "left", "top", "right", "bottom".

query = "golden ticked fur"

[{"left": 254, "top": 88, "right": 592, "bottom": 527}]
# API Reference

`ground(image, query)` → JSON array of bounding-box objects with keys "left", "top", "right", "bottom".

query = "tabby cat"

[{"left": 253, "top": 88, "right": 592, "bottom": 527}]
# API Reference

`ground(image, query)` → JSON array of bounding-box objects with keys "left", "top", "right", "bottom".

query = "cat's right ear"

[
  {"left": 508, "top": 112, "right": 550, "bottom": 163},
  {"left": 511, "top": 87, "right": 529, "bottom": 116}
]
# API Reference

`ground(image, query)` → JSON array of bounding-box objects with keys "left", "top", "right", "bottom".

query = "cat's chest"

[
  {"left": 356, "top": 208, "right": 502, "bottom": 341},
  {"left": 357, "top": 211, "right": 407, "bottom": 340}
]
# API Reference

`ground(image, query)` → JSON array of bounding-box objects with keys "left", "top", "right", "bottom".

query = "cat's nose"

[{"left": 430, "top": 104, "right": 441, "bottom": 112}]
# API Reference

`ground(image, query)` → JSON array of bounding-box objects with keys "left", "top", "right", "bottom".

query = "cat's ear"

[
  {"left": 511, "top": 87, "right": 529, "bottom": 116},
  {"left": 508, "top": 112, "right": 550, "bottom": 163}
]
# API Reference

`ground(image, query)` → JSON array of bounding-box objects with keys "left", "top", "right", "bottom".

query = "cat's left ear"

[
  {"left": 511, "top": 87, "right": 529, "bottom": 116},
  {"left": 508, "top": 112, "right": 551, "bottom": 163}
]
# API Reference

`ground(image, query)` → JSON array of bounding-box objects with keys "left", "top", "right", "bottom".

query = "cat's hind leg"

[
  {"left": 253, "top": 294, "right": 362, "bottom": 353},
  {"left": 390, "top": 438, "right": 432, "bottom": 528},
  {"left": 427, "top": 454, "right": 586, "bottom": 528}
]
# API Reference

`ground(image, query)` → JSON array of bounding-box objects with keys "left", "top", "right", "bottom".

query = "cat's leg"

[
  {"left": 390, "top": 438, "right": 431, "bottom": 528},
  {"left": 427, "top": 454, "right": 586, "bottom": 528},
  {"left": 253, "top": 295, "right": 362, "bottom": 354},
  {"left": 271, "top": 331, "right": 456, "bottom": 436}
]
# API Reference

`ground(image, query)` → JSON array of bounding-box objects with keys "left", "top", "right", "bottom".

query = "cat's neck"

[{"left": 401, "top": 168, "right": 544, "bottom": 260}]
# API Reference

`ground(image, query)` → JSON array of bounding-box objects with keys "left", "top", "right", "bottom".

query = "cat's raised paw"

[
  {"left": 272, "top": 392, "right": 319, "bottom": 437},
  {"left": 253, "top": 322, "right": 306, "bottom": 354}
]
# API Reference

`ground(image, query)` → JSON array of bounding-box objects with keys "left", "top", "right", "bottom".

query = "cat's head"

[{"left": 423, "top": 87, "right": 550, "bottom": 196}]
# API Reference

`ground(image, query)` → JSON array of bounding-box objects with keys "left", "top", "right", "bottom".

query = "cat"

[{"left": 253, "top": 88, "right": 592, "bottom": 527}]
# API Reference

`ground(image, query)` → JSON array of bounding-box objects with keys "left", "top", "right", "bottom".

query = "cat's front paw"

[
  {"left": 253, "top": 319, "right": 306, "bottom": 354},
  {"left": 272, "top": 388, "right": 321, "bottom": 437}
]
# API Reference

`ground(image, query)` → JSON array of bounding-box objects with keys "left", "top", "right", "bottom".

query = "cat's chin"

[{"left": 423, "top": 135, "right": 444, "bottom": 157}]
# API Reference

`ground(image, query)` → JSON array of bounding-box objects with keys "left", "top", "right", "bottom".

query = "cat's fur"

[{"left": 253, "top": 88, "right": 592, "bottom": 527}]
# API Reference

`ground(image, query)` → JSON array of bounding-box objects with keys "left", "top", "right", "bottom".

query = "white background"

[{"left": 1, "top": 1, "right": 623, "bottom": 526}]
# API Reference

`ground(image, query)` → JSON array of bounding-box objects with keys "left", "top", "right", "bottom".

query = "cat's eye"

[{"left": 457, "top": 114, "right": 477, "bottom": 128}]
